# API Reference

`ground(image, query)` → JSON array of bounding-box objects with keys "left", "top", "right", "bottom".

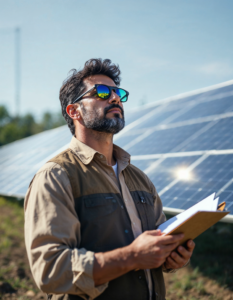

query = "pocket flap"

[{"left": 84, "top": 195, "right": 115, "bottom": 208}]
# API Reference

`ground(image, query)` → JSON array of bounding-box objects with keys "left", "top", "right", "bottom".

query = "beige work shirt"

[{"left": 24, "top": 137, "right": 176, "bottom": 299}]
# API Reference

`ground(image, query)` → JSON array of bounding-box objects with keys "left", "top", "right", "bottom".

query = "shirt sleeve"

[{"left": 24, "top": 162, "right": 108, "bottom": 299}]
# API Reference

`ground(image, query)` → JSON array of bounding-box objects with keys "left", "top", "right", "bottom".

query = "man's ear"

[{"left": 66, "top": 104, "right": 80, "bottom": 120}]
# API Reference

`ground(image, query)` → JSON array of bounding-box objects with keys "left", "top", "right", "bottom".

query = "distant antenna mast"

[{"left": 15, "top": 27, "right": 20, "bottom": 115}]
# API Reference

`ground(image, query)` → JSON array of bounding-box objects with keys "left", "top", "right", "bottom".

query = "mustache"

[{"left": 104, "top": 104, "right": 124, "bottom": 116}]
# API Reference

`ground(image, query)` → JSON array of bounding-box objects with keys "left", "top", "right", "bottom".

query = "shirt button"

[
  {"left": 121, "top": 205, "right": 124, "bottom": 209},
  {"left": 140, "top": 197, "right": 145, "bottom": 203},
  {"left": 125, "top": 229, "right": 129, "bottom": 233},
  {"left": 100, "top": 155, "right": 103, "bottom": 158},
  {"left": 139, "top": 276, "right": 142, "bottom": 279}
]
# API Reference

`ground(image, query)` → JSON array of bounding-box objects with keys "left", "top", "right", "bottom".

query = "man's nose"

[{"left": 108, "top": 90, "right": 121, "bottom": 104}]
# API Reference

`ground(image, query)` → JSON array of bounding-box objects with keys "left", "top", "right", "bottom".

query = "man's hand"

[
  {"left": 129, "top": 229, "right": 184, "bottom": 270},
  {"left": 163, "top": 239, "right": 195, "bottom": 270},
  {"left": 94, "top": 229, "right": 185, "bottom": 286}
]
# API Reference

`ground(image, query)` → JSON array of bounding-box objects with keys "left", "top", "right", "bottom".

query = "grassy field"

[{"left": 0, "top": 196, "right": 233, "bottom": 300}]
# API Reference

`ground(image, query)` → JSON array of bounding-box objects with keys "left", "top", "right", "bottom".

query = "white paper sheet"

[{"left": 211, "top": 197, "right": 219, "bottom": 211}]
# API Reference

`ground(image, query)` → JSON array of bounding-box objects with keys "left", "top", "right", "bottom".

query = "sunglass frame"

[{"left": 72, "top": 84, "right": 129, "bottom": 104}]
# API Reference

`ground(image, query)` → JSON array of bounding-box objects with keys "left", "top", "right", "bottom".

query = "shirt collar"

[{"left": 69, "top": 136, "right": 131, "bottom": 166}]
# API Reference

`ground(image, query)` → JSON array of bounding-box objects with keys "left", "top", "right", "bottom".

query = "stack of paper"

[{"left": 158, "top": 193, "right": 229, "bottom": 246}]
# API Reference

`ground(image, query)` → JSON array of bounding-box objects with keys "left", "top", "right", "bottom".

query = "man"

[{"left": 24, "top": 58, "right": 195, "bottom": 300}]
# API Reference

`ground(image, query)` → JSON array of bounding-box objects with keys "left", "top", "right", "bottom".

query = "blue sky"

[{"left": 0, "top": 0, "right": 233, "bottom": 118}]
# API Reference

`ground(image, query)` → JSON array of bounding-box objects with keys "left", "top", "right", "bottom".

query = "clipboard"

[
  {"left": 166, "top": 208, "right": 229, "bottom": 246},
  {"left": 160, "top": 200, "right": 229, "bottom": 246}
]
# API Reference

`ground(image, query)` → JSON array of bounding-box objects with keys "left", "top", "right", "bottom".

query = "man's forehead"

[{"left": 83, "top": 74, "right": 116, "bottom": 88}]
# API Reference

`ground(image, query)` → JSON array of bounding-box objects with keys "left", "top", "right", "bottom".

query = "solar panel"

[
  {"left": 127, "top": 123, "right": 205, "bottom": 155},
  {"left": 131, "top": 106, "right": 180, "bottom": 130},
  {"left": 125, "top": 106, "right": 156, "bottom": 126},
  {"left": 130, "top": 159, "right": 157, "bottom": 172},
  {"left": 159, "top": 155, "right": 233, "bottom": 215},
  {"left": 0, "top": 79, "right": 233, "bottom": 222},
  {"left": 116, "top": 135, "right": 141, "bottom": 149},
  {"left": 0, "top": 126, "right": 71, "bottom": 197},
  {"left": 120, "top": 80, "right": 233, "bottom": 222},
  {"left": 180, "top": 117, "right": 233, "bottom": 151},
  {"left": 132, "top": 156, "right": 200, "bottom": 195},
  {"left": 171, "top": 96, "right": 233, "bottom": 123}
]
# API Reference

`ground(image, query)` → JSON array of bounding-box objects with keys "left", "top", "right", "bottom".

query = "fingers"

[
  {"left": 145, "top": 231, "right": 184, "bottom": 245},
  {"left": 148, "top": 229, "right": 163, "bottom": 236},
  {"left": 160, "top": 233, "right": 184, "bottom": 245},
  {"left": 165, "top": 246, "right": 192, "bottom": 269},
  {"left": 163, "top": 239, "right": 195, "bottom": 270},
  {"left": 165, "top": 256, "right": 180, "bottom": 269},
  {"left": 170, "top": 251, "right": 186, "bottom": 265},
  {"left": 160, "top": 241, "right": 180, "bottom": 254},
  {"left": 176, "top": 241, "right": 195, "bottom": 260},
  {"left": 186, "top": 240, "right": 195, "bottom": 251}
]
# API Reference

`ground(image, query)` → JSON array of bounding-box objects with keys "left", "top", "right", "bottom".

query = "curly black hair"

[{"left": 59, "top": 58, "right": 121, "bottom": 135}]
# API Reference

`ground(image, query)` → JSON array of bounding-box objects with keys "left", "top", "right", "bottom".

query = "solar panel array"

[
  {"left": 0, "top": 80, "right": 233, "bottom": 222},
  {"left": 115, "top": 80, "right": 233, "bottom": 221}
]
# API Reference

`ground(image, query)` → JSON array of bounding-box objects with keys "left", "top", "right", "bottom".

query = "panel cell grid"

[
  {"left": 161, "top": 155, "right": 233, "bottom": 214},
  {"left": 180, "top": 117, "right": 233, "bottom": 152},
  {"left": 130, "top": 159, "right": 157, "bottom": 172},
  {"left": 147, "top": 156, "right": 199, "bottom": 196},
  {"left": 171, "top": 96, "right": 233, "bottom": 123},
  {"left": 220, "top": 183, "right": 233, "bottom": 214},
  {"left": 125, "top": 106, "right": 156, "bottom": 126},
  {"left": 0, "top": 126, "right": 72, "bottom": 197},
  {"left": 114, "top": 134, "right": 142, "bottom": 149},
  {"left": 133, "top": 107, "right": 180, "bottom": 130},
  {"left": 128, "top": 123, "right": 204, "bottom": 155}
]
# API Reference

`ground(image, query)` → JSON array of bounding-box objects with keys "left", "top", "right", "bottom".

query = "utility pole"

[{"left": 15, "top": 27, "right": 20, "bottom": 116}]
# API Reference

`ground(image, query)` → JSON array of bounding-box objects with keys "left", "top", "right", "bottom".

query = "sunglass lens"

[
  {"left": 96, "top": 85, "right": 110, "bottom": 99},
  {"left": 116, "top": 88, "right": 128, "bottom": 102}
]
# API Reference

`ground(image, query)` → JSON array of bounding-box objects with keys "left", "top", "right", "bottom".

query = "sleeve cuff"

[
  {"left": 72, "top": 249, "right": 108, "bottom": 299},
  {"left": 162, "top": 259, "right": 190, "bottom": 274}
]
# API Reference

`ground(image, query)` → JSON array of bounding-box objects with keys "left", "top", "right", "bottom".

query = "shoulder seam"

[{"left": 35, "top": 162, "right": 67, "bottom": 176}]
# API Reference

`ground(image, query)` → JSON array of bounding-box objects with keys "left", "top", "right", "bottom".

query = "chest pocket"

[
  {"left": 131, "top": 191, "right": 156, "bottom": 231},
  {"left": 83, "top": 194, "right": 118, "bottom": 220}
]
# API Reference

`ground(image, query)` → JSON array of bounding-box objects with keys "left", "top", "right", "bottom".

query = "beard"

[{"left": 80, "top": 103, "right": 125, "bottom": 134}]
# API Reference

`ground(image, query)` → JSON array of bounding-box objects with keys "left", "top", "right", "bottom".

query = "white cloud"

[{"left": 197, "top": 62, "right": 233, "bottom": 77}]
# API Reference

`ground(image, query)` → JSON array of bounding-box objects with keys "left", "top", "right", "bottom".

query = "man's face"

[{"left": 78, "top": 75, "right": 125, "bottom": 134}]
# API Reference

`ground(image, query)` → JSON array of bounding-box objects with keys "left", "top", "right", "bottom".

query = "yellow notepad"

[{"left": 158, "top": 193, "right": 229, "bottom": 246}]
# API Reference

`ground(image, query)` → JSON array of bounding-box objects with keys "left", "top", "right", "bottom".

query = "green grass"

[
  {"left": 0, "top": 197, "right": 24, "bottom": 254},
  {"left": 165, "top": 213, "right": 233, "bottom": 291},
  {"left": 0, "top": 198, "right": 232, "bottom": 299},
  {"left": 0, "top": 196, "right": 38, "bottom": 298}
]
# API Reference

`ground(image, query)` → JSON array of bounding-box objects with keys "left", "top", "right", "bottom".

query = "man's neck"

[{"left": 75, "top": 128, "right": 116, "bottom": 166}]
